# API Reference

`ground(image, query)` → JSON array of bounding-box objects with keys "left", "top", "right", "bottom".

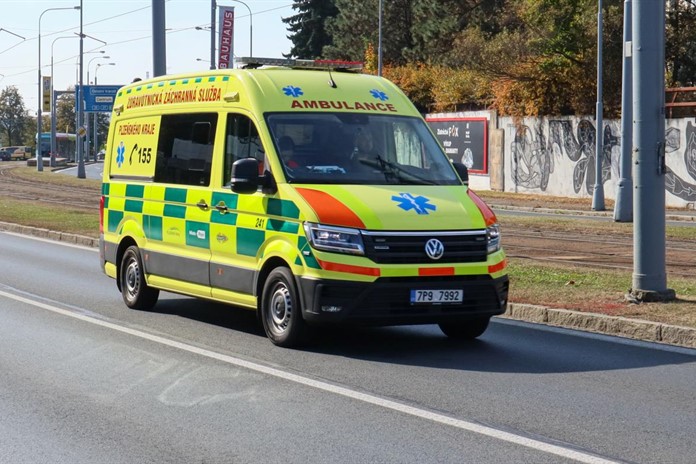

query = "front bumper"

[{"left": 298, "top": 274, "right": 509, "bottom": 326}]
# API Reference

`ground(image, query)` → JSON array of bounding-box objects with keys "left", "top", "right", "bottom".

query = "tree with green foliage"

[
  {"left": 0, "top": 86, "right": 29, "bottom": 146},
  {"left": 283, "top": 0, "right": 338, "bottom": 59},
  {"left": 283, "top": 0, "right": 696, "bottom": 117},
  {"left": 447, "top": 0, "right": 624, "bottom": 117},
  {"left": 323, "top": 0, "right": 415, "bottom": 65},
  {"left": 55, "top": 89, "right": 76, "bottom": 135},
  {"left": 666, "top": 0, "right": 696, "bottom": 87}
]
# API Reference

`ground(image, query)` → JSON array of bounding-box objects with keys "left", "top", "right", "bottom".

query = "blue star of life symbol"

[
  {"left": 370, "top": 89, "right": 389, "bottom": 101},
  {"left": 282, "top": 85, "right": 304, "bottom": 97},
  {"left": 116, "top": 141, "right": 125, "bottom": 168},
  {"left": 391, "top": 193, "right": 436, "bottom": 215}
]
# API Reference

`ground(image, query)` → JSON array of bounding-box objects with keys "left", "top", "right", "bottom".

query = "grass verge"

[
  {"left": 0, "top": 198, "right": 99, "bottom": 237},
  {"left": 509, "top": 260, "right": 696, "bottom": 328}
]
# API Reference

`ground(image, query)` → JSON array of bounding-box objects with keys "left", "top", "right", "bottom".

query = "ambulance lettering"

[
  {"left": 284, "top": 85, "right": 396, "bottom": 112},
  {"left": 290, "top": 100, "right": 396, "bottom": 112}
]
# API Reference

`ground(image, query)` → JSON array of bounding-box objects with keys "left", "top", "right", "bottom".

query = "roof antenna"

[{"left": 328, "top": 67, "right": 337, "bottom": 88}]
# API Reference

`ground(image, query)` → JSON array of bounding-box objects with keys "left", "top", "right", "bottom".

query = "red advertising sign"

[{"left": 218, "top": 6, "right": 235, "bottom": 69}]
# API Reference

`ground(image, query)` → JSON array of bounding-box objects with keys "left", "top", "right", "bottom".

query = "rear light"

[{"left": 99, "top": 195, "right": 105, "bottom": 234}]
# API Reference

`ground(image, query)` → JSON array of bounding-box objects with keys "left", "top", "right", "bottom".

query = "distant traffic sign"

[{"left": 76, "top": 85, "right": 122, "bottom": 113}]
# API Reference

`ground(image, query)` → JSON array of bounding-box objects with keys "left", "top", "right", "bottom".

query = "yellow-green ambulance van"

[{"left": 99, "top": 58, "right": 508, "bottom": 347}]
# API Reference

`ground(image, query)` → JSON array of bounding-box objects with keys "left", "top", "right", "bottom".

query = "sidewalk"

[{"left": 2, "top": 205, "right": 696, "bottom": 350}]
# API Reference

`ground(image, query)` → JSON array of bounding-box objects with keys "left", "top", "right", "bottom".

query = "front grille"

[
  {"left": 362, "top": 230, "right": 488, "bottom": 264},
  {"left": 315, "top": 275, "right": 508, "bottom": 320}
]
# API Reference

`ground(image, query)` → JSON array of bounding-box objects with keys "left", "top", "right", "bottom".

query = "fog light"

[{"left": 321, "top": 305, "right": 342, "bottom": 313}]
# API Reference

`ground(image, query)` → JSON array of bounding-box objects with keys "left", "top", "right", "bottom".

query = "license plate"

[{"left": 410, "top": 289, "right": 463, "bottom": 304}]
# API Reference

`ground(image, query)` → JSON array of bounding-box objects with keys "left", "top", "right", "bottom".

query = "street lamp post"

[
  {"left": 37, "top": 5, "right": 80, "bottom": 172},
  {"left": 50, "top": 35, "right": 79, "bottom": 167},
  {"left": 92, "top": 62, "right": 115, "bottom": 159},
  {"left": 231, "top": 0, "right": 252, "bottom": 57},
  {"left": 378, "top": 0, "right": 383, "bottom": 76},
  {"left": 592, "top": 0, "right": 606, "bottom": 211},
  {"left": 86, "top": 55, "right": 110, "bottom": 161}
]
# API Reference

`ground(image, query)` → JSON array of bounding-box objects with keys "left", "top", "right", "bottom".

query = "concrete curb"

[
  {"left": 501, "top": 303, "right": 696, "bottom": 349},
  {"left": 0, "top": 221, "right": 99, "bottom": 248},
  {"left": 2, "top": 221, "right": 695, "bottom": 349}
]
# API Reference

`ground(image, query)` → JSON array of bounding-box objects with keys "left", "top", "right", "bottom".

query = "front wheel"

[
  {"left": 438, "top": 317, "right": 491, "bottom": 340},
  {"left": 120, "top": 245, "right": 159, "bottom": 310},
  {"left": 260, "top": 267, "right": 309, "bottom": 347}
]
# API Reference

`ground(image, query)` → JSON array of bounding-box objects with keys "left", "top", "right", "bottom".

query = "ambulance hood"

[{"left": 293, "top": 185, "right": 492, "bottom": 231}]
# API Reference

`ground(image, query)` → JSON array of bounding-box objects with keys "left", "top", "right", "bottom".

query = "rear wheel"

[
  {"left": 261, "top": 267, "right": 309, "bottom": 347},
  {"left": 438, "top": 317, "right": 490, "bottom": 340},
  {"left": 120, "top": 245, "right": 159, "bottom": 310}
]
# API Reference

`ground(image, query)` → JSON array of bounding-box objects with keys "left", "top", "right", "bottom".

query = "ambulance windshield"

[{"left": 266, "top": 113, "right": 461, "bottom": 185}]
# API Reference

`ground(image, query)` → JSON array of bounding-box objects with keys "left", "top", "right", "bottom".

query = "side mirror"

[
  {"left": 453, "top": 162, "right": 469, "bottom": 185},
  {"left": 231, "top": 158, "right": 260, "bottom": 194}
]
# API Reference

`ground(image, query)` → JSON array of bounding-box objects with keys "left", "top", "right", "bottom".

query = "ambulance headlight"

[
  {"left": 304, "top": 223, "right": 365, "bottom": 255},
  {"left": 487, "top": 223, "right": 501, "bottom": 254}
]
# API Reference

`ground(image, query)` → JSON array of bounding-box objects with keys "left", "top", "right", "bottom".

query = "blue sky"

[{"left": 0, "top": 0, "right": 294, "bottom": 113}]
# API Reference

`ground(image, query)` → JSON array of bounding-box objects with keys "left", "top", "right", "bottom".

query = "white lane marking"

[{"left": 0, "top": 289, "right": 618, "bottom": 464}]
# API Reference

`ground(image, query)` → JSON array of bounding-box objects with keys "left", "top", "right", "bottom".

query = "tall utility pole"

[
  {"left": 630, "top": 0, "right": 674, "bottom": 302},
  {"left": 152, "top": 0, "right": 167, "bottom": 77},
  {"left": 76, "top": 0, "right": 86, "bottom": 179},
  {"left": 378, "top": 0, "right": 383, "bottom": 76},
  {"left": 614, "top": 0, "right": 633, "bottom": 222},
  {"left": 210, "top": 0, "right": 216, "bottom": 68},
  {"left": 592, "top": 0, "right": 606, "bottom": 211},
  {"left": 37, "top": 6, "right": 80, "bottom": 172}
]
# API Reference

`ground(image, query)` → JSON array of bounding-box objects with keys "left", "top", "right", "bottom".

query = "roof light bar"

[{"left": 236, "top": 57, "right": 363, "bottom": 71}]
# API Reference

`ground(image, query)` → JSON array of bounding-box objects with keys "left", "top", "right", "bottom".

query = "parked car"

[
  {"left": 0, "top": 146, "right": 31, "bottom": 161},
  {"left": 0, "top": 149, "right": 11, "bottom": 161}
]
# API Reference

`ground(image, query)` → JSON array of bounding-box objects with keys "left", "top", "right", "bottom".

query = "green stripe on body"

[
  {"left": 165, "top": 187, "right": 188, "bottom": 203},
  {"left": 267, "top": 198, "right": 300, "bottom": 219},
  {"left": 237, "top": 228, "right": 265, "bottom": 257},
  {"left": 164, "top": 204, "right": 186, "bottom": 218},
  {"left": 108, "top": 210, "right": 124, "bottom": 233},
  {"left": 145, "top": 215, "right": 163, "bottom": 240},
  {"left": 186, "top": 221, "right": 210, "bottom": 248}
]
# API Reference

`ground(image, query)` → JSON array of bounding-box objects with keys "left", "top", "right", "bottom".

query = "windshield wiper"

[{"left": 360, "top": 155, "right": 437, "bottom": 185}]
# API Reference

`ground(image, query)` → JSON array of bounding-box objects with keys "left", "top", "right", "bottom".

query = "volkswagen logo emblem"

[{"left": 425, "top": 238, "right": 445, "bottom": 260}]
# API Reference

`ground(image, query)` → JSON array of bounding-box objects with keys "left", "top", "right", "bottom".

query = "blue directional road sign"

[{"left": 76, "top": 85, "right": 122, "bottom": 113}]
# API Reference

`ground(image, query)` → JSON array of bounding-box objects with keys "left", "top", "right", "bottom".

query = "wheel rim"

[
  {"left": 124, "top": 256, "right": 140, "bottom": 302},
  {"left": 268, "top": 281, "right": 292, "bottom": 335}
]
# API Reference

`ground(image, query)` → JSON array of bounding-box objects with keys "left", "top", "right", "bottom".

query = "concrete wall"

[
  {"left": 428, "top": 111, "right": 696, "bottom": 209},
  {"left": 499, "top": 115, "right": 696, "bottom": 208}
]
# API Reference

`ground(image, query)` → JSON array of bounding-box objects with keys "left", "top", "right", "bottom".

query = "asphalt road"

[{"left": 1, "top": 231, "right": 696, "bottom": 463}]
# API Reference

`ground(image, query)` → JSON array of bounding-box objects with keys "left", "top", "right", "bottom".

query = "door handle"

[
  {"left": 196, "top": 200, "right": 209, "bottom": 210},
  {"left": 215, "top": 203, "right": 229, "bottom": 213}
]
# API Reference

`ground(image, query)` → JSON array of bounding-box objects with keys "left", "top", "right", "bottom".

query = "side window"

[
  {"left": 393, "top": 122, "right": 425, "bottom": 168},
  {"left": 224, "top": 114, "right": 265, "bottom": 185},
  {"left": 154, "top": 113, "right": 218, "bottom": 186}
]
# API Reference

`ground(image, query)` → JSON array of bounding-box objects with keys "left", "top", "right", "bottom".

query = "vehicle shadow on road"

[
  {"left": 143, "top": 298, "right": 695, "bottom": 375},
  {"left": 144, "top": 297, "right": 265, "bottom": 337},
  {"left": 305, "top": 321, "right": 696, "bottom": 374}
]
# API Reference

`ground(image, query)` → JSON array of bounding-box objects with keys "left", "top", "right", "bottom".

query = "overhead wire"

[{"left": 0, "top": 2, "right": 294, "bottom": 80}]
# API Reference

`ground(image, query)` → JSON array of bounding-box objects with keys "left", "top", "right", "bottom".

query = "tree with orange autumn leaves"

[{"left": 285, "top": 0, "right": 696, "bottom": 118}]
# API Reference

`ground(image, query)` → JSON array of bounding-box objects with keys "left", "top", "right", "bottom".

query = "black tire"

[
  {"left": 438, "top": 317, "right": 491, "bottom": 340},
  {"left": 120, "top": 245, "right": 159, "bottom": 310},
  {"left": 260, "top": 267, "right": 309, "bottom": 347}
]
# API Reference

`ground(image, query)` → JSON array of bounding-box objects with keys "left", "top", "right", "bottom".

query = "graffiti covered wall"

[{"left": 499, "top": 116, "right": 696, "bottom": 208}]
